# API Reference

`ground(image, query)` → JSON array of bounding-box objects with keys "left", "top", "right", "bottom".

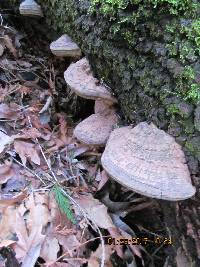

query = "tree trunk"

[{"left": 2, "top": 0, "right": 200, "bottom": 266}]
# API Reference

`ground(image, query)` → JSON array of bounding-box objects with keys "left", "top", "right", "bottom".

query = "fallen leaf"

[
  {"left": 3, "top": 35, "right": 17, "bottom": 58},
  {"left": 20, "top": 127, "right": 42, "bottom": 139},
  {"left": 97, "top": 170, "right": 109, "bottom": 191},
  {"left": 45, "top": 263, "right": 70, "bottom": 267},
  {"left": 0, "top": 239, "right": 16, "bottom": 248},
  {"left": 0, "top": 131, "right": 15, "bottom": 154},
  {"left": 40, "top": 237, "right": 60, "bottom": 262},
  {"left": 21, "top": 241, "right": 44, "bottom": 267},
  {"left": 14, "top": 221, "right": 45, "bottom": 265},
  {"left": 0, "top": 103, "right": 19, "bottom": 120},
  {"left": 88, "top": 245, "right": 114, "bottom": 267},
  {"left": 0, "top": 190, "right": 27, "bottom": 206},
  {"left": 76, "top": 194, "right": 115, "bottom": 229},
  {"left": 14, "top": 140, "right": 40, "bottom": 165},
  {"left": 0, "top": 161, "right": 20, "bottom": 185}
]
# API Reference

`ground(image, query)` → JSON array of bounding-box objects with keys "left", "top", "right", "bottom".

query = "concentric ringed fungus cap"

[
  {"left": 101, "top": 122, "right": 196, "bottom": 201},
  {"left": 64, "top": 58, "right": 117, "bottom": 103},
  {"left": 50, "top": 34, "right": 81, "bottom": 57},
  {"left": 74, "top": 113, "right": 118, "bottom": 146},
  {"left": 19, "top": 0, "right": 43, "bottom": 17}
]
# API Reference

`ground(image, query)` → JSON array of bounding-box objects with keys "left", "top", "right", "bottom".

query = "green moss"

[
  {"left": 185, "top": 138, "right": 200, "bottom": 160},
  {"left": 181, "top": 119, "right": 194, "bottom": 134},
  {"left": 167, "top": 104, "right": 181, "bottom": 115},
  {"left": 173, "top": 66, "right": 200, "bottom": 104},
  {"left": 90, "top": 0, "right": 199, "bottom": 17},
  {"left": 90, "top": 0, "right": 200, "bottom": 104}
]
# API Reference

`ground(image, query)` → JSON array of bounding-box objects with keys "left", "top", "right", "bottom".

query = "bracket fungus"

[
  {"left": 94, "top": 100, "right": 116, "bottom": 115},
  {"left": 101, "top": 122, "right": 196, "bottom": 201},
  {"left": 19, "top": 0, "right": 43, "bottom": 17},
  {"left": 74, "top": 113, "right": 118, "bottom": 146},
  {"left": 64, "top": 58, "right": 117, "bottom": 103},
  {"left": 50, "top": 34, "right": 81, "bottom": 57}
]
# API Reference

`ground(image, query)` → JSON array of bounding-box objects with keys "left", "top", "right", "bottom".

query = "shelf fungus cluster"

[
  {"left": 101, "top": 122, "right": 196, "bottom": 201},
  {"left": 19, "top": 0, "right": 43, "bottom": 17},
  {"left": 64, "top": 57, "right": 118, "bottom": 146},
  {"left": 50, "top": 34, "right": 81, "bottom": 58},
  {"left": 63, "top": 57, "right": 195, "bottom": 201},
  {"left": 18, "top": 2, "right": 196, "bottom": 201}
]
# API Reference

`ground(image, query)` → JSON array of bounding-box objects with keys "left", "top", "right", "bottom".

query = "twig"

[
  {"left": 39, "top": 96, "right": 52, "bottom": 114},
  {"left": 60, "top": 187, "right": 105, "bottom": 267},
  {"left": 55, "top": 235, "right": 110, "bottom": 263},
  {"left": 7, "top": 153, "right": 47, "bottom": 185},
  {"left": 26, "top": 114, "right": 105, "bottom": 267},
  {"left": 27, "top": 115, "right": 58, "bottom": 183}
]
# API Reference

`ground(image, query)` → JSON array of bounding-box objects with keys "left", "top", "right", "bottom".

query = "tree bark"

[{"left": 2, "top": 1, "right": 200, "bottom": 266}]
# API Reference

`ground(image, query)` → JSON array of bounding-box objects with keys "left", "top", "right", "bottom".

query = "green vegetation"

[
  {"left": 53, "top": 185, "right": 76, "bottom": 224},
  {"left": 90, "top": 0, "right": 200, "bottom": 104},
  {"left": 90, "top": 0, "right": 199, "bottom": 17}
]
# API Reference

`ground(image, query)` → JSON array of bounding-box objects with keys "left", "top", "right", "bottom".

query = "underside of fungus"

[
  {"left": 74, "top": 113, "right": 118, "bottom": 146},
  {"left": 101, "top": 122, "right": 196, "bottom": 201},
  {"left": 50, "top": 34, "right": 81, "bottom": 57},
  {"left": 64, "top": 58, "right": 117, "bottom": 103},
  {"left": 19, "top": 0, "right": 43, "bottom": 17}
]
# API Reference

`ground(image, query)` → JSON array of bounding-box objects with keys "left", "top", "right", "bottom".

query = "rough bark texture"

[{"left": 2, "top": 0, "right": 200, "bottom": 266}]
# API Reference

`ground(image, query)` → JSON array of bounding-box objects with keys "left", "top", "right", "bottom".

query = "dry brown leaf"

[
  {"left": 0, "top": 190, "right": 27, "bottom": 206},
  {"left": 76, "top": 194, "right": 115, "bottom": 229},
  {"left": 20, "top": 127, "right": 42, "bottom": 139},
  {"left": 97, "top": 170, "right": 109, "bottom": 191},
  {"left": 21, "top": 244, "right": 42, "bottom": 267},
  {"left": 13, "top": 193, "right": 51, "bottom": 264},
  {"left": 14, "top": 221, "right": 45, "bottom": 265},
  {"left": 107, "top": 227, "right": 124, "bottom": 258},
  {"left": 58, "top": 234, "right": 80, "bottom": 258},
  {"left": 0, "top": 239, "right": 16, "bottom": 248},
  {"left": 14, "top": 140, "right": 40, "bottom": 165},
  {"left": 3, "top": 35, "right": 17, "bottom": 58},
  {"left": 19, "top": 85, "right": 31, "bottom": 95},
  {"left": 24, "top": 193, "right": 51, "bottom": 232},
  {"left": 46, "top": 115, "right": 72, "bottom": 153},
  {"left": 0, "top": 161, "right": 22, "bottom": 185},
  {"left": 0, "top": 206, "right": 18, "bottom": 240},
  {"left": 0, "top": 103, "right": 19, "bottom": 120},
  {"left": 88, "top": 245, "right": 114, "bottom": 267},
  {"left": 119, "top": 229, "right": 142, "bottom": 259},
  {"left": 40, "top": 237, "right": 60, "bottom": 262},
  {"left": 45, "top": 263, "right": 70, "bottom": 267},
  {"left": 0, "top": 131, "right": 15, "bottom": 154}
]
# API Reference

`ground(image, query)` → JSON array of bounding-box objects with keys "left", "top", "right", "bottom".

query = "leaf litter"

[{"left": 0, "top": 10, "right": 169, "bottom": 267}]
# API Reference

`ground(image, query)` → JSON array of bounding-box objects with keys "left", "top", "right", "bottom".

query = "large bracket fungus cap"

[
  {"left": 74, "top": 113, "right": 118, "bottom": 146},
  {"left": 64, "top": 58, "right": 117, "bottom": 103},
  {"left": 50, "top": 34, "right": 81, "bottom": 57},
  {"left": 101, "top": 122, "right": 196, "bottom": 201},
  {"left": 19, "top": 0, "right": 43, "bottom": 17}
]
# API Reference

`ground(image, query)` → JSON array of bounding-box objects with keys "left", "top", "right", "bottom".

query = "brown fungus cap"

[
  {"left": 74, "top": 113, "right": 118, "bottom": 146},
  {"left": 50, "top": 34, "right": 81, "bottom": 57},
  {"left": 19, "top": 0, "right": 43, "bottom": 17},
  {"left": 101, "top": 122, "right": 196, "bottom": 201},
  {"left": 64, "top": 58, "right": 117, "bottom": 103},
  {"left": 94, "top": 100, "right": 116, "bottom": 115}
]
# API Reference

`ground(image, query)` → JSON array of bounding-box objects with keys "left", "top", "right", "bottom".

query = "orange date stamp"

[{"left": 105, "top": 236, "right": 173, "bottom": 246}]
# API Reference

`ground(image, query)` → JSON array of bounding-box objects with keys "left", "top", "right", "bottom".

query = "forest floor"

[{"left": 0, "top": 10, "right": 171, "bottom": 267}]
